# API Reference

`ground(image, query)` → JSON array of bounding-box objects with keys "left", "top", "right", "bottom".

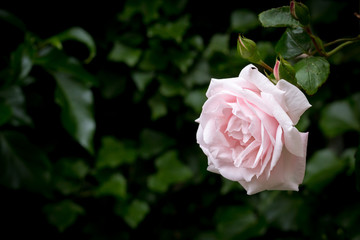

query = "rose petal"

[
  {"left": 276, "top": 80, "right": 311, "bottom": 125},
  {"left": 218, "top": 164, "right": 255, "bottom": 182},
  {"left": 239, "top": 132, "right": 307, "bottom": 195},
  {"left": 239, "top": 65, "right": 285, "bottom": 107},
  {"left": 206, "top": 77, "right": 243, "bottom": 98},
  {"left": 262, "top": 92, "right": 305, "bottom": 157},
  {"left": 270, "top": 125, "right": 284, "bottom": 172},
  {"left": 207, "top": 164, "right": 220, "bottom": 174}
]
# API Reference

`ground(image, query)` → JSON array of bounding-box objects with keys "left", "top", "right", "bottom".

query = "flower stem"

[
  {"left": 304, "top": 26, "right": 327, "bottom": 57},
  {"left": 324, "top": 35, "right": 360, "bottom": 47},
  {"left": 326, "top": 40, "right": 358, "bottom": 57},
  {"left": 259, "top": 60, "right": 273, "bottom": 73}
]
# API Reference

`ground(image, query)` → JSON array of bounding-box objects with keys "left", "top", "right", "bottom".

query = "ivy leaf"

[
  {"left": 147, "top": 150, "right": 193, "bottom": 192},
  {"left": 148, "top": 94, "right": 167, "bottom": 120},
  {"left": 171, "top": 50, "right": 197, "bottom": 73},
  {"left": 0, "top": 131, "right": 51, "bottom": 192},
  {"left": 139, "top": 129, "right": 175, "bottom": 159},
  {"left": 294, "top": 56, "right": 330, "bottom": 95},
  {"left": 43, "top": 200, "right": 84, "bottom": 232},
  {"left": 108, "top": 41, "right": 142, "bottom": 67},
  {"left": 215, "top": 206, "right": 266, "bottom": 239},
  {"left": 319, "top": 99, "right": 360, "bottom": 138},
  {"left": 35, "top": 47, "right": 97, "bottom": 87},
  {"left": 158, "top": 74, "right": 186, "bottom": 97},
  {"left": 118, "top": 0, "right": 162, "bottom": 23},
  {"left": 138, "top": 47, "right": 168, "bottom": 71},
  {"left": 231, "top": 9, "right": 259, "bottom": 33},
  {"left": 54, "top": 72, "right": 96, "bottom": 154},
  {"left": 184, "top": 89, "right": 207, "bottom": 113},
  {"left": 259, "top": 6, "right": 301, "bottom": 28},
  {"left": 303, "top": 149, "right": 346, "bottom": 192},
  {"left": 9, "top": 42, "right": 34, "bottom": 83},
  {"left": 147, "top": 15, "right": 190, "bottom": 43},
  {"left": 120, "top": 199, "right": 150, "bottom": 229},
  {"left": 55, "top": 158, "right": 89, "bottom": 179},
  {"left": 44, "top": 27, "right": 96, "bottom": 63},
  {"left": 0, "top": 9, "right": 26, "bottom": 31},
  {"left": 96, "top": 137, "right": 137, "bottom": 169},
  {"left": 0, "top": 103, "right": 12, "bottom": 126},
  {"left": 204, "top": 34, "right": 229, "bottom": 58},
  {"left": 96, "top": 173, "right": 127, "bottom": 199},
  {"left": 0, "top": 86, "right": 32, "bottom": 126},
  {"left": 131, "top": 71, "right": 154, "bottom": 92},
  {"left": 275, "top": 27, "right": 312, "bottom": 59}
]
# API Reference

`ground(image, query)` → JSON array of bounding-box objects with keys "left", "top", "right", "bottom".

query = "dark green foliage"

[{"left": 1, "top": 0, "right": 360, "bottom": 239}]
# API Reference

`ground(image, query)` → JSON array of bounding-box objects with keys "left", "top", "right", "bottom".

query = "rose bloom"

[{"left": 196, "top": 64, "right": 311, "bottom": 195}]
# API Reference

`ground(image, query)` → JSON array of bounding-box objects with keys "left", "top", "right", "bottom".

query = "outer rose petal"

[
  {"left": 276, "top": 80, "right": 312, "bottom": 125},
  {"left": 239, "top": 65, "right": 286, "bottom": 109},
  {"left": 239, "top": 132, "right": 308, "bottom": 195},
  {"left": 262, "top": 92, "right": 305, "bottom": 157}
]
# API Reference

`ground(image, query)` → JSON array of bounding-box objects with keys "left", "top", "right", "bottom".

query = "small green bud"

[
  {"left": 290, "top": 0, "right": 310, "bottom": 26},
  {"left": 274, "top": 56, "right": 296, "bottom": 84},
  {"left": 237, "top": 35, "right": 262, "bottom": 64}
]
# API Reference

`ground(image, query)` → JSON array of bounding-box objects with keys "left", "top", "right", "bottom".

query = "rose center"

[{"left": 224, "top": 115, "right": 255, "bottom": 147}]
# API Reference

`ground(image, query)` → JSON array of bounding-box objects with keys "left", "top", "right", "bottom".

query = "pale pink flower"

[{"left": 196, "top": 64, "right": 311, "bottom": 195}]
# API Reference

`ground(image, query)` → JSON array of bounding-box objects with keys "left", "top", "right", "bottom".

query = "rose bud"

[
  {"left": 196, "top": 64, "right": 311, "bottom": 195},
  {"left": 290, "top": 0, "right": 310, "bottom": 26},
  {"left": 237, "top": 35, "right": 262, "bottom": 64},
  {"left": 274, "top": 57, "right": 296, "bottom": 85}
]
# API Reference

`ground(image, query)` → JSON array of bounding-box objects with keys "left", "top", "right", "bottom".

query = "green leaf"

[
  {"left": 54, "top": 72, "right": 95, "bottom": 153},
  {"left": 275, "top": 27, "right": 312, "bottom": 59},
  {"left": 121, "top": 199, "right": 150, "bottom": 228},
  {"left": 43, "top": 200, "right": 84, "bottom": 232},
  {"left": 0, "top": 102, "right": 12, "bottom": 126},
  {"left": 131, "top": 71, "right": 154, "bottom": 92},
  {"left": 0, "top": 131, "right": 51, "bottom": 192},
  {"left": 257, "top": 192, "right": 306, "bottom": 232},
  {"left": 96, "top": 173, "right": 127, "bottom": 199},
  {"left": 158, "top": 74, "right": 186, "bottom": 97},
  {"left": 204, "top": 34, "right": 229, "bottom": 58},
  {"left": 183, "top": 60, "right": 211, "bottom": 88},
  {"left": 55, "top": 158, "right": 89, "bottom": 179},
  {"left": 138, "top": 47, "right": 168, "bottom": 71},
  {"left": 148, "top": 94, "right": 167, "bottom": 120},
  {"left": 294, "top": 56, "right": 330, "bottom": 95},
  {"left": 259, "top": 6, "right": 301, "bottom": 28},
  {"left": 45, "top": 27, "right": 96, "bottom": 63},
  {"left": 171, "top": 50, "right": 197, "bottom": 73},
  {"left": 303, "top": 149, "right": 345, "bottom": 192},
  {"left": 139, "top": 129, "right": 175, "bottom": 159},
  {"left": 0, "top": 9, "right": 26, "bottom": 31},
  {"left": 9, "top": 42, "right": 34, "bottom": 83},
  {"left": 118, "top": 0, "right": 162, "bottom": 23},
  {"left": 230, "top": 9, "right": 259, "bottom": 33},
  {"left": 188, "top": 35, "right": 204, "bottom": 51},
  {"left": 97, "top": 70, "right": 126, "bottom": 99},
  {"left": 147, "top": 15, "right": 190, "bottom": 43},
  {"left": 35, "top": 47, "right": 97, "bottom": 87},
  {"left": 319, "top": 100, "right": 360, "bottom": 138},
  {"left": 184, "top": 89, "right": 207, "bottom": 113},
  {"left": 355, "top": 144, "right": 360, "bottom": 191},
  {"left": 108, "top": 41, "right": 142, "bottom": 67},
  {"left": 215, "top": 206, "right": 266, "bottom": 240},
  {"left": 0, "top": 86, "right": 32, "bottom": 126},
  {"left": 96, "top": 137, "right": 137, "bottom": 169},
  {"left": 147, "top": 150, "right": 192, "bottom": 192}
]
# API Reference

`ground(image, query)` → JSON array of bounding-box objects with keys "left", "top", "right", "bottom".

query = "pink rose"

[{"left": 196, "top": 64, "right": 311, "bottom": 195}]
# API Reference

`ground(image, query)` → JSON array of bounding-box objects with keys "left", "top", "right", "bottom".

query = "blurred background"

[{"left": 1, "top": 0, "right": 360, "bottom": 239}]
